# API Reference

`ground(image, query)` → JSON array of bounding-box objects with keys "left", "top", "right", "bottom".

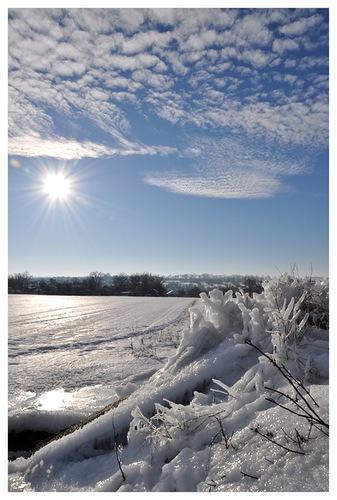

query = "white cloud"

[
  {"left": 162, "top": 50, "right": 188, "bottom": 75},
  {"left": 87, "top": 89, "right": 110, "bottom": 101},
  {"left": 132, "top": 69, "right": 172, "bottom": 90},
  {"left": 148, "top": 8, "right": 237, "bottom": 37},
  {"left": 108, "top": 53, "right": 162, "bottom": 71},
  {"left": 111, "top": 92, "right": 138, "bottom": 104},
  {"left": 8, "top": 136, "right": 118, "bottom": 159},
  {"left": 298, "top": 55, "right": 328, "bottom": 70},
  {"left": 52, "top": 60, "right": 86, "bottom": 77},
  {"left": 103, "top": 75, "right": 141, "bottom": 92},
  {"left": 8, "top": 135, "right": 178, "bottom": 160},
  {"left": 279, "top": 14, "right": 323, "bottom": 36},
  {"left": 241, "top": 48, "right": 271, "bottom": 67},
  {"left": 145, "top": 171, "right": 283, "bottom": 199},
  {"left": 144, "top": 171, "right": 284, "bottom": 199},
  {"left": 230, "top": 12, "right": 272, "bottom": 47},
  {"left": 210, "top": 61, "right": 231, "bottom": 73},
  {"left": 12, "top": 8, "right": 63, "bottom": 39},
  {"left": 122, "top": 30, "right": 172, "bottom": 55},
  {"left": 8, "top": 86, "right": 55, "bottom": 137},
  {"left": 116, "top": 9, "right": 146, "bottom": 33},
  {"left": 284, "top": 58, "right": 297, "bottom": 68},
  {"left": 283, "top": 74, "right": 298, "bottom": 84},
  {"left": 8, "top": 7, "right": 328, "bottom": 169},
  {"left": 144, "top": 136, "right": 305, "bottom": 199},
  {"left": 183, "top": 30, "right": 218, "bottom": 51},
  {"left": 272, "top": 38, "right": 299, "bottom": 54}
]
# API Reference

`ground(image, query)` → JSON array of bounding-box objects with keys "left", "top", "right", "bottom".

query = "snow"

[
  {"left": 8, "top": 277, "right": 329, "bottom": 491},
  {"left": 9, "top": 295, "right": 193, "bottom": 433},
  {"left": 199, "top": 385, "right": 329, "bottom": 492}
]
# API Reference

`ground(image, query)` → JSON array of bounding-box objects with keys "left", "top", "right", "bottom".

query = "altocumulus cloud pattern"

[{"left": 8, "top": 8, "right": 328, "bottom": 198}]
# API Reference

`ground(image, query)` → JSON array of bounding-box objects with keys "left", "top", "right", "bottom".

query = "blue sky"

[{"left": 8, "top": 8, "right": 328, "bottom": 276}]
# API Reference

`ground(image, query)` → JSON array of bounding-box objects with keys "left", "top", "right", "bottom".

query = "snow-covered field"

[
  {"left": 8, "top": 277, "right": 329, "bottom": 492},
  {"left": 9, "top": 295, "right": 193, "bottom": 435}
]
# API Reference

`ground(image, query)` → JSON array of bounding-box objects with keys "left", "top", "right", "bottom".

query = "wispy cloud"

[
  {"left": 8, "top": 136, "right": 177, "bottom": 160},
  {"left": 145, "top": 171, "right": 284, "bottom": 199},
  {"left": 144, "top": 136, "right": 306, "bottom": 199},
  {"left": 8, "top": 136, "right": 119, "bottom": 160}
]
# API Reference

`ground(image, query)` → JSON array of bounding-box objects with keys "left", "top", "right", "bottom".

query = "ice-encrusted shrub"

[
  {"left": 165, "top": 274, "right": 328, "bottom": 375},
  {"left": 303, "top": 278, "right": 329, "bottom": 329},
  {"left": 128, "top": 397, "right": 230, "bottom": 453},
  {"left": 263, "top": 273, "right": 329, "bottom": 330},
  {"left": 198, "top": 289, "right": 243, "bottom": 334},
  {"left": 267, "top": 293, "right": 309, "bottom": 358},
  {"left": 185, "top": 287, "right": 272, "bottom": 350},
  {"left": 127, "top": 401, "right": 202, "bottom": 452},
  {"left": 257, "top": 274, "right": 329, "bottom": 364},
  {"left": 124, "top": 276, "right": 326, "bottom": 468},
  {"left": 163, "top": 291, "right": 237, "bottom": 371}
]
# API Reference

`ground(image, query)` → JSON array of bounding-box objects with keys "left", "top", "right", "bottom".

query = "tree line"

[
  {"left": 8, "top": 271, "right": 167, "bottom": 297},
  {"left": 8, "top": 271, "right": 264, "bottom": 298}
]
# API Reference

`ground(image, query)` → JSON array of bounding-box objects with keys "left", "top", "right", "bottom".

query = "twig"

[
  {"left": 310, "top": 421, "right": 329, "bottom": 437},
  {"left": 214, "top": 417, "right": 234, "bottom": 449},
  {"left": 306, "top": 421, "right": 314, "bottom": 441},
  {"left": 209, "top": 428, "right": 223, "bottom": 447},
  {"left": 112, "top": 418, "right": 126, "bottom": 481},
  {"left": 265, "top": 386, "right": 315, "bottom": 421},
  {"left": 295, "top": 428, "right": 304, "bottom": 450},
  {"left": 265, "top": 397, "right": 318, "bottom": 422},
  {"left": 188, "top": 408, "right": 227, "bottom": 434},
  {"left": 282, "top": 428, "right": 298, "bottom": 446},
  {"left": 206, "top": 479, "right": 217, "bottom": 491},
  {"left": 251, "top": 427, "right": 305, "bottom": 455},
  {"left": 245, "top": 340, "right": 328, "bottom": 429},
  {"left": 281, "top": 363, "right": 320, "bottom": 408},
  {"left": 241, "top": 471, "right": 259, "bottom": 480}
]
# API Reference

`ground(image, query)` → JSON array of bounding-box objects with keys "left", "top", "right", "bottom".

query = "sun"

[{"left": 43, "top": 172, "right": 71, "bottom": 200}]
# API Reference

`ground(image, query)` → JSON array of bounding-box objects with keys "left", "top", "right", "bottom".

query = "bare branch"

[
  {"left": 281, "top": 363, "right": 320, "bottom": 408},
  {"left": 265, "top": 397, "right": 312, "bottom": 420},
  {"left": 265, "top": 386, "right": 318, "bottom": 421},
  {"left": 251, "top": 427, "right": 305, "bottom": 455},
  {"left": 112, "top": 417, "right": 126, "bottom": 482},
  {"left": 241, "top": 471, "right": 259, "bottom": 480},
  {"left": 245, "top": 340, "right": 328, "bottom": 429}
]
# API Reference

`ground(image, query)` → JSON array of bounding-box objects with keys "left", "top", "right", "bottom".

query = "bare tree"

[
  {"left": 8, "top": 271, "right": 31, "bottom": 292},
  {"left": 87, "top": 271, "right": 104, "bottom": 293}
]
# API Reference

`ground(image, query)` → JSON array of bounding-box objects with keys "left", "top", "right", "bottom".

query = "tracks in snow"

[{"left": 9, "top": 300, "right": 194, "bottom": 358}]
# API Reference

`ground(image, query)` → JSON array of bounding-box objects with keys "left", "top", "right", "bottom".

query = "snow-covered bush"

[
  {"left": 170, "top": 287, "right": 270, "bottom": 362},
  {"left": 162, "top": 273, "right": 328, "bottom": 383},
  {"left": 127, "top": 275, "right": 329, "bottom": 452},
  {"left": 128, "top": 400, "right": 208, "bottom": 449},
  {"left": 262, "top": 273, "right": 329, "bottom": 330}
]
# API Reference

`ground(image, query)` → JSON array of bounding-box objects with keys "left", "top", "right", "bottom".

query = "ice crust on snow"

[{"left": 9, "top": 276, "right": 329, "bottom": 492}]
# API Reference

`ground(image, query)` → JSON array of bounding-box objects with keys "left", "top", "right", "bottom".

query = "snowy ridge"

[{"left": 9, "top": 275, "right": 329, "bottom": 491}]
